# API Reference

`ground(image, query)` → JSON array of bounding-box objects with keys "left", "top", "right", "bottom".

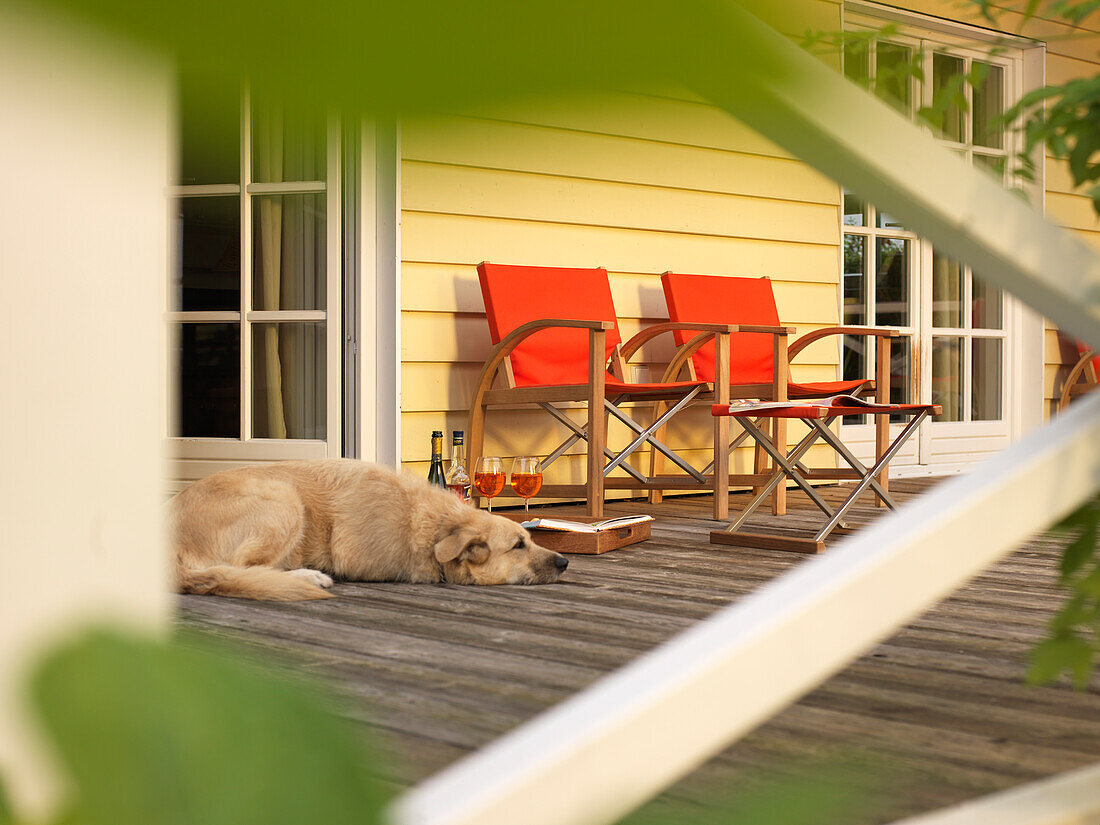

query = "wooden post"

[
  {"left": 587, "top": 328, "right": 606, "bottom": 517},
  {"left": 713, "top": 332, "right": 731, "bottom": 519},
  {"left": 875, "top": 333, "right": 891, "bottom": 507},
  {"left": 771, "top": 333, "right": 789, "bottom": 516}
]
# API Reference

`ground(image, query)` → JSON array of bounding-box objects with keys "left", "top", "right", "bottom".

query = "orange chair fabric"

[
  {"left": 478, "top": 262, "right": 704, "bottom": 394},
  {"left": 662, "top": 272, "right": 869, "bottom": 397},
  {"left": 478, "top": 263, "right": 621, "bottom": 388}
]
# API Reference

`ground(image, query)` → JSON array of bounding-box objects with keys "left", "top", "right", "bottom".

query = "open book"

[
  {"left": 521, "top": 514, "right": 654, "bottom": 534},
  {"left": 726, "top": 394, "right": 902, "bottom": 410}
]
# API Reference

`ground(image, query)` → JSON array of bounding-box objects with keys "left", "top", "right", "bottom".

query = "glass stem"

[{"left": 524, "top": 498, "right": 530, "bottom": 516}]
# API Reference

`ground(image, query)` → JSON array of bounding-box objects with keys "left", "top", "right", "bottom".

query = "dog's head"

[{"left": 433, "top": 510, "right": 567, "bottom": 585}]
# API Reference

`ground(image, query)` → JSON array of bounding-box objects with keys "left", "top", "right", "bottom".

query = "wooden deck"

[{"left": 178, "top": 478, "right": 1100, "bottom": 823}]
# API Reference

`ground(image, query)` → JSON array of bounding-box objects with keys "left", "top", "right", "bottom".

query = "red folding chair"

[
  {"left": 657, "top": 272, "right": 900, "bottom": 513},
  {"left": 468, "top": 263, "right": 744, "bottom": 518}
]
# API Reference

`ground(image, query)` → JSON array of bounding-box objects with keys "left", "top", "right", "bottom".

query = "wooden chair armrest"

[
  {"left": 788, "top": 326, "right": 899, "bottom": 360},
  {"left": 619, "top": 322, "right": 737, "bottom": 362},
  {"left": 734, "top": 324, "right": 798, "bottom": 335},
  {"left": 1057, "top": 348, "right": 1098, "bottom": 412},
  {"left": 470, "top": 318, "right": 615, "bottom": 406}
]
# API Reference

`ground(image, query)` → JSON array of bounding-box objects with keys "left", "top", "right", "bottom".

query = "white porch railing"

[{"left": 389, "top": 3, "right": 1100, "bottom": 825}]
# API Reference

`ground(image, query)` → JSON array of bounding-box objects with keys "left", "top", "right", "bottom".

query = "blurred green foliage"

[
  {"left": 0, "top": 627, "right": 882, "bottom": 825},
  {"left": 617, "top": 757, "right": 877, "bottom": 825},
  {"left": 2, "top": 629, "right": 387, "bottom": 825},
  {"left": 1028, "top": 495, "right": 1100, "bottom": 689}
]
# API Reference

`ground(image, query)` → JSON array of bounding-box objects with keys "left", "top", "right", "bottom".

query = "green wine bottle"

[{"left": 427, "top": 430, "right": 446, "bottom": 489}]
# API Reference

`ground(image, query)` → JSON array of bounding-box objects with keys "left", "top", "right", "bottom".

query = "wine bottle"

[
  {"left": 427, "top": 430, "right": 446, "bottom": 489},
  {"left": 445, "top": 430, "right": 471, "bottom": 500}
]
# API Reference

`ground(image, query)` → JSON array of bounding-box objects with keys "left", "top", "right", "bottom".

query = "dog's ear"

[{"left": 433, "top": 529, "right": 488, "bottom": 564}]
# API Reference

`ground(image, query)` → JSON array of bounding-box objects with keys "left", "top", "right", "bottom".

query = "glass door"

[
  {"left": 168, "top": 75, "right": 342, "bottom": 482},
  {"left": 838, "top": 25, "right": 1019, "bottom": 473}
]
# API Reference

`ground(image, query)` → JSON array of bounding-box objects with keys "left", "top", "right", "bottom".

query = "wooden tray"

[{"left": 499, "top": 513, "right": 651, "bottom": 555}]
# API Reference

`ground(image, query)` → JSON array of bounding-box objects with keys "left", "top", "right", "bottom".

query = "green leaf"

[
  {"left": 0, "top": 775, "right": 13, "bottom": 825},
  {"left": 29, "top": 629, "right": 389, "bottom": 825},
  {"left": 1028, "top": 635, "right": 1092, "bottom": 686},
  {"left": 617, "top": 756, "right": 871, "bottom": 825},
  {"left": 1079, "top": 565, "right": 1100, "bottom": 599},
  {"left": 1059, "top": 526, "right": 1097, "bottom": 579}
]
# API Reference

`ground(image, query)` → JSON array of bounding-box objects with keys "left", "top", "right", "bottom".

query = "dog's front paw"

[{"left": 288, "top": 568, "right": 334, "bottom": 589}]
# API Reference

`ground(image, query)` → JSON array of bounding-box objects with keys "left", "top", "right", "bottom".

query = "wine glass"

[
  {"left": 510, "top": 456, "right": 543, "bottom": 516},
  {"left": 473, "top": 456, "right": 505, "bottom": 512}
]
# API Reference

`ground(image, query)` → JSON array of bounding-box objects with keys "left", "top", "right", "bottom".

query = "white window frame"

[
  {"left": 168, "top": 82, "right": 343, "bottom": 476},
  {"left": 839, "top": 3, "right": 1042, "bottom": 473}
]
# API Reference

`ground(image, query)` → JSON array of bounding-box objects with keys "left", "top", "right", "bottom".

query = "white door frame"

[
  {"left": 168, "top": 83, "right": 344, "bottom": 487},
  {"left": 351, "top": 116, "right": 401, "bottom": 467}
]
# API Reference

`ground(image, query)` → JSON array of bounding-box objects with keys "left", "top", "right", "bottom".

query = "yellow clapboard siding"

[
  {"left": 401, "top": 115, "right": 839, "bottom": 205},
  {"left": 445, "top": 90, "right": 794, "bottom": 159},
  {"left": 400, "top": 311, "right": 845, "bottom": 366},
  {"left": 1046, "top": 52, "right": 1100, "bottom": 87},
  {"left": 899, "top": 1, "right": 1100, "bottom": 63},
  {"left": 1044, "top": 327, "right": 1064, "bottom": 363},
  {"left": 1047, "top": 192, "right": 1100, "bottom": 233},
  {"left": 401, "top": 161, "right": 842, "bottom": 246},
  {"left": 401, "top": 263, "right": 841, "bottom": 319},
  {"left": 1045, "top": 159, "right": 1096, "bottom": 197},
  {"left": 401, "top": 213, "right": 838, "bottom": 282},
  {"left": 400, "top": 361, "right": 844, "bottom": 413}
]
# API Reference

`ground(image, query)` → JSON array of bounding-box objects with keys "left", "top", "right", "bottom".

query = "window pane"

[
  {"left": 842, "top": 334, "right": 867, "bottom": 425},
  {"left": 974, "top": 152, "right": 1005, "bottom": 182},
  {"left": 875, "top": 238, "right": 909, "bottom": 326},
  {"left": 176, "top": 196, "right": 240, "bottom": 311},
  {"left": 932, "top": 336, "right": 963, "bottom": 421},
  {"left": 251, "top": 89, "right": 327, "bottom": 183},
  {"left": 252, "top": 194, "right": 326, "bottom": 311},
  {"left": 174, "top": 323, "right": 240, "bottom": 437},
  {"left": 972, "top": 274, "right": 1003, "bottom": 329},
  {"left": 252, "top": 323, "right": 326, "bottom": 439},
  {"left": 931, "top": 250, "right": 962, "bottom": 328},
  {"left": 844, "top": 40, "right": 870, "bottom": 87},
  {"left": 876, "top": 210, "right": 906, "bottom": 231},
  {"left": 888, "top": 337, "right": 912, "bottom": 423},
  {"left": 178, "top": 72, "right": 239, "bottom": 186},
  {"left": 932, "top": 53, "right": 965, "bottom": 143},
  {"left": 876, "top": 43, "right": 912, "bottom": 114},
  {"left": 843, "top": 191, "right": 866, "bottom": 226},
  {"left": 973, "top": 62, "right": 1004, "bottom": 149},
  {"left": 972, "top": 338, "right": 1003, "bottom": 421},
  {"left": 843, "top": 234, "right": 867, "bottom": 324}
]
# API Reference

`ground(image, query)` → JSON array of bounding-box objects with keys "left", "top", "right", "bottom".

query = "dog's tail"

[{"left": 177, "top": 564, "right": 333, "bottom": 602}]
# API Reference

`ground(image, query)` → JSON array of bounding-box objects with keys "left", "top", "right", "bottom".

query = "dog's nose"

[{"left": 554, "top": 555, "right": 568, "bottom": 572}]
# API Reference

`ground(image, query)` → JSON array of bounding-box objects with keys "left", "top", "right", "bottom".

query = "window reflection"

[
  {"left": 932, "top": 336, "right": 963, "bottom": 421},
  {"left": 875, "top": 238, "right": 909, "bottom": 326},
  {"left": 174, "top": 323, "right": 240, "bottom": 437},
  {"left": 972, "top": 338, "right": 1003, "bottom": 420},
  {"left": 973, "top": 62, "right": 1004, "bottom": 149},
  {"left": 177, "top": 197, "right": 240, "bottom": 312},
  {"left": 932, "top": 53, "right": 965, "bottom": 143},
  {"left": 932, "top": 251, "right": 962, "bottom": 328}
]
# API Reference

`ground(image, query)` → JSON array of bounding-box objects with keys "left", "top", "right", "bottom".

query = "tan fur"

[{"left": 170, "top": 459, "right": 568, "bottom": 601}]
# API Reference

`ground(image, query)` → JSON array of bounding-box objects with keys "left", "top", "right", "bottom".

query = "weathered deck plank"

[{"left": 177, "top": 479, "right": 1100, "bottom": 823}]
